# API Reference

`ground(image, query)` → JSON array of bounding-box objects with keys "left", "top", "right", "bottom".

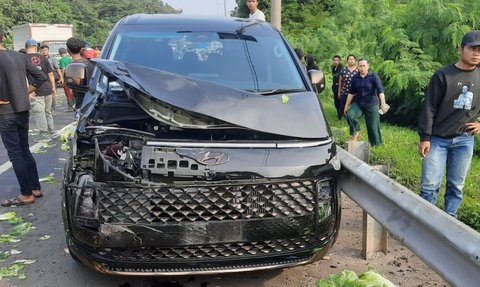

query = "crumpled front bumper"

[{"left": 64, "top": 177, "right": 339, "bottom": 275}]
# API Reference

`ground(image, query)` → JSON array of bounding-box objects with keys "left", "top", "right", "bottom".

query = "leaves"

[
  {"left": 0, "top": 214, "right": 36, "bottom": 280},
  {"left": 38, "top": 235, "right": 51, "bottom": 241},
  {"left": 0, "top": 212, "right": 16, "bottom": 221},
  {"left": 39, "top": 173, "right": 56, "bottom": 183},
  {"left": 317, "top": 268, "right": 396, "bottom": 287},
  {"left": 0, "top": 262, "right": 25, "bottom": 280}
]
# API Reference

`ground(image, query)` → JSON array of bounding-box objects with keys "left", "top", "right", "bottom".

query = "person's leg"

[
  {"left": 420, "top": 136, "right": 448, "bottom": 206},
  {"left": 16, "top": 112, "right": 41, "bottom": 192},
  {"left": 338, "top": 93, "right": 347, "bottom": 120},
  {"left": 345, "top": 101, "right": 363, "bottom": 137},
  {"left": 333, "top": 86, "right": 340, "bottom": 116},
  {"left": 30, "top": 96, "right": 48, "bottom": 132},
  {"left": 73, "top": 92, "right": 85, "bottom": 110},
  {"left": 44, "top": 94, "right": 55, "bottom": 133},
  {"left": 364, "top": 104, "right": 382, "bottom": 146},
  {"left": 444, "top": 134, "right": 474, "bottom": 216},
  {"left": 0, "top": 114, "right": 34, "bottom": 197},
  {"left": 63, "top": 84, "right": 75, "bottom": 111}
]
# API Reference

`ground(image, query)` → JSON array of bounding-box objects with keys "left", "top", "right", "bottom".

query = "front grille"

[
  {"left": 97, "top": 180, "right": 318, "bottom": 224},
  {"left": 98, "top": 236, "right": 317, "bottom": 261}
]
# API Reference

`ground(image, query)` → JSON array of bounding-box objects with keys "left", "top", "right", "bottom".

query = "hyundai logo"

[{"left": 196, "top": 151, "right": 230, "bottom": 165}]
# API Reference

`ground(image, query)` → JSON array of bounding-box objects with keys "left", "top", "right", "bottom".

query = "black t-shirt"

[
  {"left": 0, "top": 50, "right": 47, "bottom": 114},
  {"left": 419, "top": 64, "right": 480, "bottom": 141},
  {"left": 26, "top": 53, "right": 53, "bottom": 96}
]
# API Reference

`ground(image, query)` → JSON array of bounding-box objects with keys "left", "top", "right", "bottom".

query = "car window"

[{"left": 108, "top": 31, "right": 304, "bottom": 92}]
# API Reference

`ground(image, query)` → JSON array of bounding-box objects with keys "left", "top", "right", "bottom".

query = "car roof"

[{"left": 118, "top": 14, "right": 272, "bottom": 33}]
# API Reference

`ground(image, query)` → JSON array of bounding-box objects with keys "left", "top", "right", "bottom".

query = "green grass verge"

[{"left": 319, "top": 93, "right": 480, "bottom": 232}]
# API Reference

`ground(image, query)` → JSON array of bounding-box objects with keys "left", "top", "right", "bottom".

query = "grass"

[{"left": 319, "top": 92, "right": 480, "bottom": 231}]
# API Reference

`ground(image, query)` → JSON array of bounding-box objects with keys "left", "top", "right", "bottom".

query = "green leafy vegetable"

[
  {"left": 38, "top": 235, "right": 51, "bottom": 241},
  {"left": 39, "top": 173, "right": 55, "bottom": 183},
  {"left": 317, "top": 268, "right": 397, "bottom": 287},
  {"left": 0, "top": 262, "right": 25, "bottom": 279},
  {"left": 0, "top": 212, "right": 16, "bottom": 221}
]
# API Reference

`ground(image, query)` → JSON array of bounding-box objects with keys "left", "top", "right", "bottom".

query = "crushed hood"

[{"left": 93, "top": 59, "right": 330, "bottom": 139}]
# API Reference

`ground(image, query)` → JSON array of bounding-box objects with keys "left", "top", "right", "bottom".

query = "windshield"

[{"left": 107, "top": 30, "right": 304, "bottom": 92}]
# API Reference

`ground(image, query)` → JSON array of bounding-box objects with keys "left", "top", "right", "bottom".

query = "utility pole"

[
  {"left": 271, "top": 0, "right": 281, "bottom": 30},
  {"left": 224, "top": 0, "right": 227, "bottom": 16}
]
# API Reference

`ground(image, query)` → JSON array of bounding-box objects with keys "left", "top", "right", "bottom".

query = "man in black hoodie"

[
  {"left": 418, "top": 30, "right": 480, "bottom": 217},
  {"left": 0, "top": 28, "right": 48, "bottom": 206}
]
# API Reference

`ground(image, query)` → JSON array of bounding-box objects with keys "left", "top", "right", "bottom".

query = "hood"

[{"left": 93, "top": 59, "right": 330, "bottom": 139}]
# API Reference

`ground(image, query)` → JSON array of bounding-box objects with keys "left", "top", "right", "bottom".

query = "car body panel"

[{"left": 92, "top": 59, "right": 330, "bottom": 138}]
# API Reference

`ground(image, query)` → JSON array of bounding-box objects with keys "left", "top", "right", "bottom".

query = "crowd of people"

[
  {"left": 321, "top": 31, "right": 480, "bottom": 217},
  {"left": 0, "top": 28, "right": 97, "bottom": 207}
]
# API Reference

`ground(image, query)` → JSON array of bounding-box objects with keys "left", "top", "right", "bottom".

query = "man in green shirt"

[{"left": 58, "top": 47, "right": 74, "bottom": 111}]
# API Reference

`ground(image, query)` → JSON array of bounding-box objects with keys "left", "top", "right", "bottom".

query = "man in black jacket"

[
  {"left": 0, "top": 28, "right": 48, "bottom": 206},
  {"left": 418, "top": 30, "right": 480, "bottom": 217}
]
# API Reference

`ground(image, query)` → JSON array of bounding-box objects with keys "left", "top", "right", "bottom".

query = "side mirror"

[
  {"left": 308, "top": 69, "right": 325, "bottom": 94},
  {"left": 65, "top": 63, "right": 88, "bottom": 93}
]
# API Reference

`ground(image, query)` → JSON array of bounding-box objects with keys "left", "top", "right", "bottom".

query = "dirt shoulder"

[{"left": 273, "top": 194, "right": 450, "bottom": 287}]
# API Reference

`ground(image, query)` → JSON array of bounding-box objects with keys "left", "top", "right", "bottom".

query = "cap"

[
  {"left": 461, "top": 30, "right": 480, "bottom": 47},
  {"left": 58, "top": 47, "right": 67, "bottom": 54},
  {"left": 25, "top": 38, "right": 38, "bottom": 47}
]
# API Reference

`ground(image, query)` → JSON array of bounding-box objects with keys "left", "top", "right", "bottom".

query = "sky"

[{"left": 163, "top": 0, "right": 238, "bottom": 16}]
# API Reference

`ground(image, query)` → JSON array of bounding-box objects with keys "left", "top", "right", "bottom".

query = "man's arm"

[
  {"left": 374, "top": 74, "right": 388, "bottom": 112},
  {"left": 48, "top": 72, "right": 57, "bottom": 97},
  {"left": 343, "top": 93, "right": 354, "bottom": 115},
  {"left": 418, "top": 72, "right": 443, "bottom": 142},
  {"left": 418, "top": 72, "right": 443, "bottom": 157},
  {"left": 337, "top": 74, "right": 343, "bottom": 99}
]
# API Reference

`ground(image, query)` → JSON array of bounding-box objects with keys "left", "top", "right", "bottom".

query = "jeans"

[
  {"left": 30, "top": 95, "right": 54, "bottom": 133},
  {"left": 345, "top": 101, "right": 382, "bottom": 146},
  {"left": 0, "top": 111, "right": 41, "bottom": 196},
  {"left": 420, "top": 134, "right": 474, "bottom": 216}
]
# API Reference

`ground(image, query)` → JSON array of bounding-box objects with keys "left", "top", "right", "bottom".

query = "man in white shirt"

[{"left": 247, "top": 0, "right": 265, "bottom": 21}]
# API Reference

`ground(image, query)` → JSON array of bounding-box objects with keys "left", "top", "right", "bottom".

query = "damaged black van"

[{"left": 62, "top": 14, "right": 341, "bottom": 275}]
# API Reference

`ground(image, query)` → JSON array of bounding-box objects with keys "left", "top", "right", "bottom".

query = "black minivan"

[{"left": 63, "top": 14, "right": 341, "bottom": 275}]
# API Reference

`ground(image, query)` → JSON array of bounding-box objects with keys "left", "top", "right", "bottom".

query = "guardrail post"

[{"left": 344, "top": 141, "right": 388, "bottom": 259}]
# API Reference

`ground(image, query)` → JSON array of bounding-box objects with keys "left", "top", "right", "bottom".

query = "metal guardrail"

[{"left": 337, "top": 147, "right": 480, "bottom": 287}]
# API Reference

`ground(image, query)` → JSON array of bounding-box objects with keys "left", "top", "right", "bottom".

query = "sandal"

[
  {"left": 32, "top": 190, "right": 43, "bottom": 198},
  {"left": 1, "top": 196, "right": 35, "bottom": 207}
]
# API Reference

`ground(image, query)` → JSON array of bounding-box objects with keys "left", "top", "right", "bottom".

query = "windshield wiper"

[{"left": 255, "top": 88, "right": 307, "bottom": 95}]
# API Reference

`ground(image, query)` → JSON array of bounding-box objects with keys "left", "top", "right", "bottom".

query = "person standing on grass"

[
  {"left": 418, "top": 30, "right": 480, "bottom": 217},
  {"left": 331, "top": 55, "right": 343, "bottom": 119},
  {"left": 338, "top": 54, "right": 358, "bottom": 120},
  {"left": 343, "top": 58, "right": 387, "bottom": 146},
  {"left": 0, "top": 28, "right": 47, "bottom": 206},
  {"left": 247, "top": 0, "right": 265, "bottom": 21}
]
